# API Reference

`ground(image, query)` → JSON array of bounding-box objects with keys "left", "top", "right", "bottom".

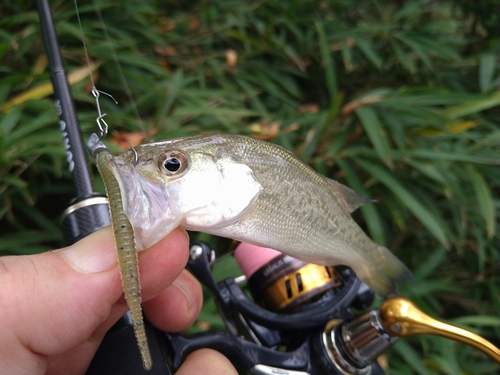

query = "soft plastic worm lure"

[{"left": 89, "top": 134, "right": 152, "bottom": 371}]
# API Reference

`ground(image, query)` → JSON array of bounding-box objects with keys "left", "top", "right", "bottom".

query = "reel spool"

[{"left": 235, "top": 243, "right": 344, "bottom": 312}]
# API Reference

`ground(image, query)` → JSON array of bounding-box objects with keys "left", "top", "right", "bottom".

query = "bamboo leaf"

[
  {"left": 1, "top": 174, "right": 28, "bottom": 189},
  {"left": 412, "top": 247, "right": 447, "bottom": 281},
  {"left": 392, "top": 340, "right": 432, "bottom": 375},
  {"left": 452, "top": 315, "right": 500, "bottom": 328},
  {"left": 431, "top": 338, "right": 461, "bottom": 375},
  {"left": 4, "top": 110, "right": 57, "bottom": 146},
  {"left": 0, "top": 105, "right": 22, "bottom": 135},
  {"left": 441, "top": 92, "right": 500, "bottom": 119},
  {"left": 173, "top": 107, "right": 259, "bottom": 118},
  {"left": 396, "top": 34, "right": 433, "bottom": 68},
  {"left": 353, "top": 36, "right": 383, "bottom": 70},
  {"left": 355, "top": 106, "right": 393, "bottom": 168},
  {"left": 315, "top": 20, "right": 337, "bottom": 100},
  {"left": 356, "top": 159, "right": 450, "bottom": 248},
  {"left": 336, "top": 158, "right": 387, "bottom": 245},
  {"left": 340, "top": 38, "right": 354, "bottom": 72},
  {"left": 0, "top": 63, "right": 99, "bottom": 113},
  {"left": 154, "top": 70, "right": 185, "bottom": 128},
  {"left": 301, "top": 114, "right": 326, "bottom": 160},
  {"left": 468, "top": 166, "right": 496, "bottom": 239},
  {"left": 392, "top": 40, "right": 415, "bottom": 73},
  {"left": 479, "top": 54, "right": 496, "bottom": 92},
  {"left": 469, "top": 131, "right": 500, "bottom": 153},
  {"left": 406, "top": 150, "right": 500, "bottom": 165},
  {"left": 235, "top": 77, "right": 270, "bottom": 117}
]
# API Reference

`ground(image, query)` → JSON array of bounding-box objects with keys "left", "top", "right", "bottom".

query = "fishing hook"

[
  {"left": 127, "top": 141, "right": 139, "bottom": 166},
  {"left": 92, "top": 86, "right": 118, "bottom": 139}
]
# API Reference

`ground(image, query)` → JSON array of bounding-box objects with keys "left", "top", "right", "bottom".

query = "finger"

[
  {"left": 76, "top": 226, "right": 191, "bottom": 343},
  {"left": 48, "top": 226, "right": 190, "bottom": 375},
  {"left": 175, "top": 349, "right": 238, "bottom": 375},
  {"left": 143, "top": 269, "right": 203, "bottom": 332},
  {"left": 0, "top": 227, "right": 120, "bottom": 373},
  {"left": 0, "top": 226, "right": 189, "bottom": 375},
  {"left": 134, "top": 227, "right": 190, "bottom": 302}
]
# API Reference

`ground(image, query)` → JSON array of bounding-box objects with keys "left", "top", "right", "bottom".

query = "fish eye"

[
  {"left": 165, "top": 158, "right": 180, "bottom": 171},
  {"left": 158, "top": 150, "right": 188, "bottom": 176}
]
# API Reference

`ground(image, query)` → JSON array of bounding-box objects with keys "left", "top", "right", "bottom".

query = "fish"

[{"left": 106, "top": 133, "right": 412, "bottom": 297}]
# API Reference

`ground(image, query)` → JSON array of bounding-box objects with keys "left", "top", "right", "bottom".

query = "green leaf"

[
  {"left": 356, "top": 159, "right": 450, "bottom": 248},
  {"left": 336, "top": 158, "right": 387, "bottom": 245},
  {"left": 392, "top": 340, "right": 432, "bottom": 375},
  {"left": 479, "top": 54, "right": 496, "bottom": 92},
  {"left": 473, "top": 226, "right": 486, "bottom": 272},
  {"left": 341, "top": 38, "right": 354, "bottom": 72},
  {"left": 412, "top": 247, "right": 447, "bottom": 281},
  {"left": 431, "top": 338, "right": 461, "bottom": 375},
  {"left": 1, "top": 174, "right": 28, "bottom": 189},
  {"left": 452, "top": 315, "right": 500, "bottom": 328},
  {"left": 396, "top": 34, "right": 433, "bottom": 68},
  {"left": 154, "top": 70, "right": 185, "bottom": 128},
  {"left": 355, "top": 106, "right": 393, "bottom": 168},
  {"left": 392, "top": 40, "right": 415, "bottom": 73},
  {"left": 212, "top": 253, "right": 243, "bottom": 281},
  {"left": 469, "top": 131, "right": 500, "bottom": 153},
  {"left": 441, "top": 92, "right": 500, "bottom": 119},
  {"left": 315, "top": 20, "right": 337, "bottom": 100},
  {"left": 404, "top": 279, "right": 460, "bottom": 296},
  {"left": 0, "top": 43, "right": 11, "bottom": 60},
  {"left": 353, "top": 36, "right": 383, "bottom": 70},
  {"left": 173, "top": 107, "right": 259, "bottom": 118},
  {"left": 0, "top": 105, "right": 22, "bottom": 135},
  {"left": 235, "top": 77, "right": 270, "bottom": 117},
  {"left": 4, "top": 110, "right": 55, "bottom": 146},
  {"left": 468, "top": 166, "right": 496, "bottom": 239},
  {"left": 406, "top": 150, "right": 500, "bottom": 165},
  {"left": 301, "top": 128, "right": 323, "bottom": 160}
]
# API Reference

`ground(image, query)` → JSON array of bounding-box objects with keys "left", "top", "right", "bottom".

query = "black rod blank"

[{"left": 36, "top": 0, "right": 94, "bottom": 197}]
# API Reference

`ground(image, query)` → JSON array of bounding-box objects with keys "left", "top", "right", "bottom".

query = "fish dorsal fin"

[{"left": 325, "top": 177, "right": 375, "bottom": 212}]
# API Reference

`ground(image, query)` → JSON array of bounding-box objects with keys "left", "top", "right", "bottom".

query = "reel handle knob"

[{"left": 379, "top": 296, "right": 500, "bottom": 364}]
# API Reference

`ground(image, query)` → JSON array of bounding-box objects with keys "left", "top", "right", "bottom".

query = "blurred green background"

[{"left": 1, "top": 0, "right": 500, "bottom": 373}]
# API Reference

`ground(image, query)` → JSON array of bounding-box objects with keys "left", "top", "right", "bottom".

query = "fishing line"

[
  {"left": 91, "top": 0, "right": 146, "bottom": 136},
  {"left": 73, "top": 0, "right": 146, "bottom": 138},
  {"left": 73, "top": 0, "right": 95, "bottom": 89},
  {"left": 73, "top": 0, "right": 116, "bottom": 138}
]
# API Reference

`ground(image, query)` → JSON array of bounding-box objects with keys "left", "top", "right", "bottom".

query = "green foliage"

[{"left": 1, "top": 0, "right": 500, "bottom": 373}]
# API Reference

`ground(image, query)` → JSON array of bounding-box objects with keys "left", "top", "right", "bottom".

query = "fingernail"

[
  {"left": 172, "top": 277, "right": 194, "bottom": 310},
  {"left": 176, "top": 227, "right": 190, "bottom": 245},
  {"left": 57, "top": 231, "right": 117, "bottom": 273}
]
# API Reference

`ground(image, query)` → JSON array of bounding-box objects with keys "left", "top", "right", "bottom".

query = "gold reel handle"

[{"left": 379, "top": 296, "right": 500, "bottom": 364}]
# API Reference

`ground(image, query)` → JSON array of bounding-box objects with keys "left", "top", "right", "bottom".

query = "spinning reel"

[{"left": 87, "top": 241, "right": 500, "bottom": 375}]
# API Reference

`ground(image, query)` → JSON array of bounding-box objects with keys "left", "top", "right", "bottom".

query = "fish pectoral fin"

[{"left": 324, "top": 177, "right": 375, "bottom": 212}]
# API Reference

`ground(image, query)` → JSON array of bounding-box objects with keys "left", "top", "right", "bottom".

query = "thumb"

[{"left": 0, "top": 227, "right": 122, "bottom": 374}]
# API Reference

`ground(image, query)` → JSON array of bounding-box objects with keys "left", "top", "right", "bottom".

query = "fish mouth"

[{"left": 109, "top": 154, "right": 180, "bottom": 250}]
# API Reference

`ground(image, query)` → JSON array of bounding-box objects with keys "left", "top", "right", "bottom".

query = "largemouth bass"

[{"left": 107, "top": 133, "right": 411, "bottom": 297}]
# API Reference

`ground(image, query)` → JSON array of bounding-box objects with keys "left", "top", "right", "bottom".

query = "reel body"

[
  {"left": 87, "top": 241, "right": 500, "bottom": 375},
  {"left": 87, "top": 241, "right": 383, "bottom": 375}
]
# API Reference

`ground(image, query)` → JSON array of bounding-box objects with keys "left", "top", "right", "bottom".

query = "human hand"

[{"left": 0, "top": 226, "right": 238, "bottom": 375}]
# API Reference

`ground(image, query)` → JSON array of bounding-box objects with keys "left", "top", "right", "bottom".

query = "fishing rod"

[
  {"left": 36, "top": 0, "right": 110, "bottom": 245},
  {"left": 35, "top": 2, "right": 176, "bottom": 374}
]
